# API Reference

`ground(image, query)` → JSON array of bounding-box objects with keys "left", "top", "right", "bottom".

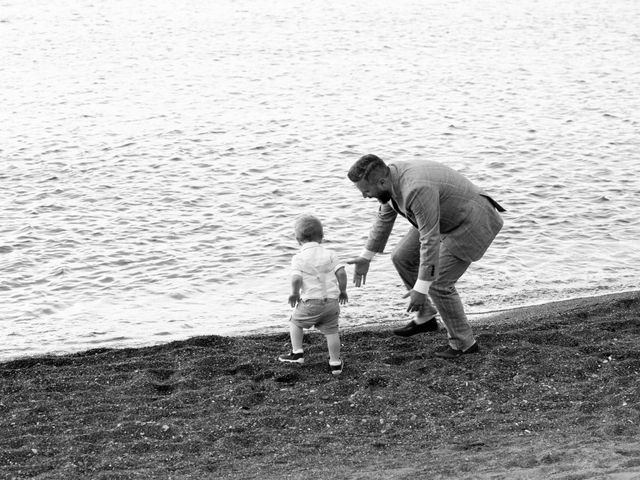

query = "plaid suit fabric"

[
  {"left": 391, "top": 227, "right": 474, "bottom": 350},
  {"left": 365, "top": 160, "right": 504, "bottom": 282}
]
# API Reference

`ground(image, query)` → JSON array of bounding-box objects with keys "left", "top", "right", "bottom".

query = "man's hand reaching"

[{"left": 346, "top": 257, "right": 370, "bottom": 287}]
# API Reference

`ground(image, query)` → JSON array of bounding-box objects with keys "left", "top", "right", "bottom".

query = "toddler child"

[{"left": 278, "top": 215, "right": 348, "bottom": 375}]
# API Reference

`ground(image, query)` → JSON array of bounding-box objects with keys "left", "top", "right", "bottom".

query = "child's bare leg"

[
  {"left": 290, "top": 322, "right": 304, "bottom": 353},
  {"left": 326, "top": 333, "right": 341, "bottom": 364}
]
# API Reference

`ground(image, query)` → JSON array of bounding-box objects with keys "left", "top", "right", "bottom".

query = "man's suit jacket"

[{"left": 365, "top": 160, "right": 505, "bottom": 282}]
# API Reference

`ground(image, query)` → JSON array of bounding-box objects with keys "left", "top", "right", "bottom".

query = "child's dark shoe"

[
  {"left": 330, "top": 360, "right": 343, "bottom": 375},
  {"left": 278, "top": 352, "right": 304, "bottom": 364}
]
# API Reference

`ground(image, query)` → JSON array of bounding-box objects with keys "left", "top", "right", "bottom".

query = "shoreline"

[
  {"left": 3, "top": 289, "right": 638, "bottom": 364},
  {"left": 2, "top": 290, "right": 640, "bottom": 479},
  {"left": 470, "top": 288, "right": 640, "bottom": 317},
  {"left": 472, "top": 289, "right": 640, "bottom": 324}
]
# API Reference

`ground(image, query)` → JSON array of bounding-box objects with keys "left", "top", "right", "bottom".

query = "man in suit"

[{"left": 347, "top": 154, "right": 505, "bottom": 359}]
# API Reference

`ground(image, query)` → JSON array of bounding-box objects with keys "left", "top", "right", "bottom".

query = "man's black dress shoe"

[
  {"left": 393, "top": 317, "right": 439, "bottom": 337},
  {"left": 435, "top": 342, "right": 479, "bottom": 359}
]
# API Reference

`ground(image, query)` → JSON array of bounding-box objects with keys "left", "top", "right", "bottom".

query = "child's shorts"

[{"left": 291, "top": 298, "right": 340, "bottom": 335}]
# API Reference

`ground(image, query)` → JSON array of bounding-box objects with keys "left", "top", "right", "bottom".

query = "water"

[{"left": 2, "top": 0, "right": 639, "bottom": 360}]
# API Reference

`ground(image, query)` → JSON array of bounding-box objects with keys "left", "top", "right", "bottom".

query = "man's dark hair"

[{"left": 347, "top": 154, "right": 389, "bottom": 182}]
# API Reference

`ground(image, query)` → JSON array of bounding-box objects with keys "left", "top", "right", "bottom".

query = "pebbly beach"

[{"left": 2, "top": 290, "right": 640, "bottom": 479}]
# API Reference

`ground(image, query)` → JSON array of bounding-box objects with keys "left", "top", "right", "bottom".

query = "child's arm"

[
  {"left": 289, "top": 275, "right": 302, "bottom": 307},
  {"left": 335, "top": 267, "right": 348, "bottom": 305}
]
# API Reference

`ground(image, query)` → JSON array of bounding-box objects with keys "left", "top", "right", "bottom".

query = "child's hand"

[
  {"left": 288, "top": 294, "right": 300, "bottom": 307},
  {"left": 339, "top": 292, "right": 348, "bottom": 305}
]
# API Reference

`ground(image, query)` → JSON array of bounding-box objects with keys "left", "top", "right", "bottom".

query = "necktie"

[
  {"left": 390, "top": 198, "right": 417, "bottom": 228},
  {"left": 390, "top": 197, "right": 403, "bottom": 216}
]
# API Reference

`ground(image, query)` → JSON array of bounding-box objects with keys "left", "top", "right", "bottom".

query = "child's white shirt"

[{"left": 291, "top": 242, "right": 344, "bottom": 300}]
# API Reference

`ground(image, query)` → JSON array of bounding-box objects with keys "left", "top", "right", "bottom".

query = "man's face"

[{"left": 354, "top": 178, "right": 391, "bottom": 204}]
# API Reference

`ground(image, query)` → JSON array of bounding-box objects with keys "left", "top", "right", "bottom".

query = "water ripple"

[{"left": 1, "top": 0, "right": 639, "bottom": 359}]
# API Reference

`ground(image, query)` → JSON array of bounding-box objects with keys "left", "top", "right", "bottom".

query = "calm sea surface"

[{"left": 2, "top": 0, "right": 639, "bottom": 360}]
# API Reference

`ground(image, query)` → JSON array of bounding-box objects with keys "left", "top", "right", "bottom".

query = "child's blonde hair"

[{"left": 294, "top": 215, "right": 324, "bottom": 243}]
